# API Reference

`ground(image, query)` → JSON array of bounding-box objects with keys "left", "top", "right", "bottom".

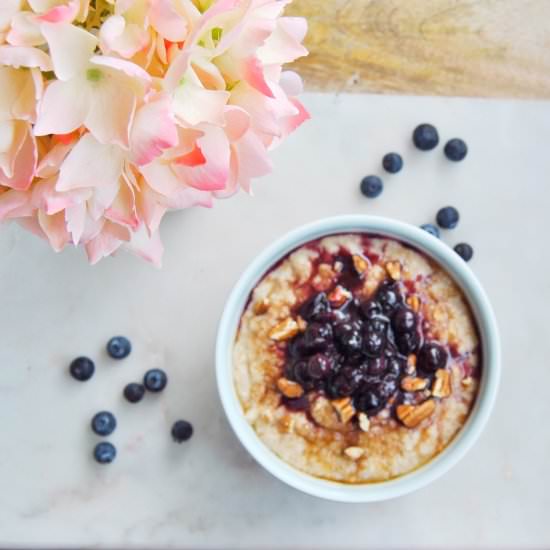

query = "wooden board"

[{"left": 286, "top": 0, "right": 550, "bottom": 98}]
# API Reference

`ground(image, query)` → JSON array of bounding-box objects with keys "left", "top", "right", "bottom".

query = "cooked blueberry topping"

[
  {"left": 413, "top": 123, "right": 439, "bottom": 151},
  {"left": 171, "top": 420, "right": 193, "bottom": 443},
  {"left": 360, "top": 175, "right": 383, "bottom": 198},
  {"left": 334, "top": 321, "right": 363, "bottom": 354},
  {"left": 420, "top": 223, "right": 440, "bottom": 238},
  {"left": 303, "top": 322, "right": 333, "bottom": 352},
  {"left": 69, "top": 356, "right": 95, "bottom": 381},
  {"left": 396, "top": 330, "right": 420, "bottom": 355},
  {"left": 444, "top": 138, "right": 468, "bottom": 161},
  {"left": 436, "top": 206, "right": 460, "bottom": 229},
  {"left": 366, "top": 356, "right": 386, "bottom": 376},
  {"left": 282, "top": 395, "right": 309, "bottom": 411},
  {"left": 382, "top": 152, "right": 403, "bottom": 174},
  {"left": 454, "top": 243, "right": 474, "bottom": 262},
  {"left": 307, "top": 353, "right": 333, "bottom": 379},
  {"left": 123, "top": 383, "right": 145, "bottom": 403},
  {"left": 363, "top": 329, "right": 386, "bottom": 357},
  {"left": 418, "top": 342, "right": 448, "bottom": 373},
  {"left": 392, "top": 306, "right": 417, "bottom": 334},
  {"left": 354, "top": 390, "right": 382, "bottom": 414},
  {"left": 376, "top": 282, "right": 402, "bottom": 314},
  {"left": 106, "top": 336, "right": 131, "bottom": 359},
  {"left": 299, "top": 292, "right": 331, "bottom": 321},
  {"left": 91, "top": 411, "right": 117, "bottom": 436},
  {"left": 143, "top": 368, "right": 168, "bottom": 392},
  {"left": 94, "top": 442, "right": 116, "bottom": 464}
]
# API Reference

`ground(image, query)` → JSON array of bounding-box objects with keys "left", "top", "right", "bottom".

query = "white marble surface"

[{"left": 1, "top": 93, "right": 549, "bottom": 549}]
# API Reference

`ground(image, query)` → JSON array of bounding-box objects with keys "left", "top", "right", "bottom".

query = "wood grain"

[{"left": 286, "top": 0, "right": 550, "bottom": 98}]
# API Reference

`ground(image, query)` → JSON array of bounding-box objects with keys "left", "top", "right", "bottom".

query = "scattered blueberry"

[
  {"left": 69, "top": 356, "right": 95, "bottom": 381},
  {"left": 436, "top": 206, "right": 460, "bottom": 229},
  {"left": 143, "top": 368, "right": 168, "bottom": 392},
  {"left": 420, "top": 224, "right": 440, "bottom": 238},
  {"left": 171, "top": 420, "right": 194, "bottom": 443},
  {"left": 417, "top": 342, "right": 448, "bottom": 373},
  {"left": 444, "top": 138, "right": 468, "bottom": 161},
  {"left": 412, "top": 123, "right": 439, "bottom": 151},
  {"left": 454, "top": 243, "right": 474, "bottom": 262},
  {"left": 303, "top": 322, "right": 333, "bottom": 353},
  {"left": 94, "top": 441, "right": 116, "bottom": 464},
  {"left": 123, "top": 383, "right": 145, "bottom": 403},
  {"left": 392, "top": 306, "right": 417, "bottom": 334},
  {"left": 91, "top": 411, "right": 117, "bottom": 436},
  {"left": 360, "top": 175, "right": 383, "bottom": 198},
  {"left": 382, "top": 152, "right": 403, "bottom": 174},
  {"left": 106, "top": 336, "right": 132, "bottom": 359}
]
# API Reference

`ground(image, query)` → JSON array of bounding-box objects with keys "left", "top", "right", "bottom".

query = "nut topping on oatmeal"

[
  {"left": 327, "top": 285, "right": 352, "bottom": 307},
  {"left": 296, "top": 316, "right": 308, "bottom": 332},
  {"left": 396, "top": 399, "right": 436, "bottom": 428},
  {"left": 401, "top": 376, "right": 429, "bottom": 392},
  {"left": 385, "top": 260, "right": 402, "bottom": 281},
  {"left": 432, "top": 369, "right": 452, "bottom": 398},
  {"left": 344, "top": 446, "right": 365, "bottom": 460},
  {"left": 352, "top": 254, "right": 369, "bottom": 275},
  {"left": 407, "top": 295, "right": 420, "bottom": 312},
  {"left": 358, "top": 412, "right": 370, "bottom": 432},
  {"left": 462, "top": 376, "right": 473, "bottom": 387},
  {"left": 253, "top": 298, "right": 270, "bottom": 315},
  {"left": 331, "top": 397, "right": 356, "bottom": 424},
  {"left": 268, "top": 318, "right": 300, "bottom": 341},
  {"left": 277, "top": 377, "right": 304, "bottom": 398}
]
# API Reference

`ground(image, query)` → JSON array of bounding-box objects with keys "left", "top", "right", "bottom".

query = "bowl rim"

[{"left": 215, "top": 215, "right": 500, "bottom": 502}]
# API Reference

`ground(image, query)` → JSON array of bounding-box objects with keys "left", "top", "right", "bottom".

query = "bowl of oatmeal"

[{"left": 216, "top": 216, "right": 500, "bottom": 502}]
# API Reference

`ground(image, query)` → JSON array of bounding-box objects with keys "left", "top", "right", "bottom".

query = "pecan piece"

[
  {"left": 352, "top": 254, "right": 369, "bottom": 276},
  {"left": 276, "top": 377, "right": 304, "bottom": 399},
  {"left": 268, "top": 318, "right": 299, "bottom": 341},
  {"left": 331, "top": 397, "right": 356, "bottom": 424},
  {"left": 396, "top": 399, "right": 436, "bottom": 428},
  {"left": 401, "top": 376, "right": 429, "bottom": 392},
  {"left": 344, "top": 446, "right": 365, "bottom": 460},
  {"left": 327, "top": 285, "right": 352, "bottom": 307},
  {"left": 432, "top": 369, "right": 452, "bottom": 398},
  {"left": 385, "top": 260, "right": 402, "bottom": 281}
]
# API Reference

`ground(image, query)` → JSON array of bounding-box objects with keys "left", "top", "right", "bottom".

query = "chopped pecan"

[
  {"left": 352, "top": 254, "right": 369, "bottom": 276},
  {"left": 276, "top": 377, "right": 304, "bottom": 398},
  {"left": 407, "top": 295, "right": 420, "bottom": 312},
  {"left": 462, "top": 376, "right": 473, "bottom": 387},
  {"left": 253, "top": 298, "right": 270, "bottom": 315},
  {"left": 268, "top": 318, "right": 300, "bottom": 341},
  {"left": 296, "top": 315, "right": 307, "bottom": 332},
  {"left": 331, "top": 397, "right": 356, "bottom": 424},
  {"left": 401, "top": 376, "right": 429, "bottom": 392},
  {"left": 432, "top": 369, "right": 452, "bottom": 398},
  {"left": 385, "top": 260, "right": 402, "bottom": 281},
  {"left": 396, "top": 399, "right": 436, "bottom": 428},
  {"left": 327, "top": 285, "right": 352, "bottom": 307},
  {"left": 344, "top": 446, "right": 365, "bottom": 460},
  {"left": 358, "top": 412, "right": 370, "bottom": 432}
]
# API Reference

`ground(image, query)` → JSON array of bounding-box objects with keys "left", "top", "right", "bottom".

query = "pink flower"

[{"left": 0, "top": 0, "right": 309, "bottom": 266}]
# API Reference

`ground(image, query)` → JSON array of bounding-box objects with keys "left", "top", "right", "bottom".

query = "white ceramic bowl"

[{"left": 216, "top": 216, "right": 500, "bottom": 502}]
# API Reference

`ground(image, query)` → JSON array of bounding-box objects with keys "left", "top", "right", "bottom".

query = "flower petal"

[
  {"left": 257, "top": 16, "right": 308, "bottom": 65},
  {"left": 99, "top": 15, "right": 149, "bottom": 59},
  {"left": 41, "top": 21, "right": 97, "bottom": 80},
  {"left": 279, "top": 70, "right": 303, "bottom": 97},
  {"left": 0, "top": 124, "right": 37, "bottom": 190},
  {"left": 149, "top": 0, "right": 198, "bottom": 42},
  {"left": 38, "top": 1, "right": 79, "bottom": 23},
  {"left": 241, "top": 56, "right": 274, "bottom": 98},
  {"left": 224, "top": 105, "right": 250, "bottom": 142},
  {"left": 38, "top": 208, "right": 70, "bottom": 252},
  {"left": 7, "top": 13, "right": 45, "bottom": 47},
  {"left": 105, "top": 177, "right": 139, "bottom": 230},
  {"left": 36, "top": 140, "right": 74, "bottom": 178},
  {"left": 0, "top": 188, "right": 29, "bottom": 220},
  {"left": 130, "top": 93, "right": 178, "bottom": 166},
  {"left": 173, "top": 81, "right": 230, "bottom": 127},
  {"left": 34, "top": 77, "right": 90, "bottom": 136},
  {"left": 85, "top": 221, "right": 129, "bottom": 264},
  {"left": 126, "top": 225, "right": 164, "bottom": 268}
]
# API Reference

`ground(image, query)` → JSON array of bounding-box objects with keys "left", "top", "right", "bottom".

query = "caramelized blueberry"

[
  {"left": 291, "top": 360, "right": 310, "bottom": 385},
  {"left": 329, "top": 374, "right": 355, "bottom": 397},
  {"left": 386, "top": 356, "right": 405, "bottom": 378},
  {"left": 303, "top": 322, "right": 333, "bottom": 353},
  {"left": 392, "top": 306, "right": 417, "bottom": 333},
  {"left": 334, "top": 321, "right": 363, "bottom": 354},
  {"left": 366, "top": 356, "right": 386, "bottom": 376},
  {"left": 418, "top": 342, "right": 448, "bottom": 373},
  {"left": 287, "top": 335, "right": 308, "bottom": 359},
  {"left": 361, "top": 300, "right": 383, "bottom": 319},
  {"left": 367, "top": 316, "right": 389, "bottom": 334},
  {"left": 300, "top": 292, "right": 331, "bottom": 321},
  {"left": 307, "top": 353, "right": 333, "bottom": 380},
  {"left": 376, "top": 283, "right": 402, "bottom": 314},
  {"left": 396, "top": 331, "right": 420, "bottom": 355},
  {"left": 354, "top": 390, "right": 382, "bottom": 414},
  {"left": 378, "top": 375, "right": 398, "bottom": 398},
  {"left": 363, "top": 329, "right": 385, "bottom": 357}
]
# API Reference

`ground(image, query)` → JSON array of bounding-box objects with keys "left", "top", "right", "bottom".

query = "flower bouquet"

[{"left": 0, "top": 0, "right": 308, "bottom": 265}]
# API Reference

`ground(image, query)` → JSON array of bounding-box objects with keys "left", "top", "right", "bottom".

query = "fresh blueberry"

[
  {"left": 454, "top": 243, "right": 474, "bottom": 262},
  {"left": 171, "top": 420, "right": 194, "bottom": 443},
  {"left": 382, "top": 152, "right": 403, "bottom": 174},
  {"left": 91, "top": 411, "right": 117, "bottom": 436},
  {"left": 143, "top": 369, "right": 168, "bottom": 392},
  {"left": 106, "top": 336, "right": 132, "bottom": 359},
  {"left": 413, "top": 123, "right": 439, "bottom": 151},
  {"left": 436, "top": 206, "right": 460, "bottom": 229},
  {"left": 94, "top": 441, "right": 116, "bottom": 464},
  {"left": 360, "top": 175, "right": 383, "bottom": 198},
  {"left": 123, "top": 383, "right": 145, "bottom": 403},
  {"left": 303, "top": 322, "right": 333, "bottom": 353},
  {"left": 307, "top": 354, "right": 333, "bottom": 380},
  {"left": 376, "top": 282, "right": 402, "bottom": 315},
  {"left": 420, "top": 224, "right": 440, "bottom": 238},
  {"left": 69, "top": 356, "right": 95, "bottom": 381},
  {"left": 444, "top": 138, "right": 468, "bottom": 161},
  {"left": 392, "top": 306, "right": 417, "bottom": 334},
  {"left": 418, "top": 342, "right": 448, "bottom": 373}
]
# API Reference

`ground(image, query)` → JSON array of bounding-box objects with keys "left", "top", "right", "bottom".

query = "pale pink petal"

[
  {"left": 213, "top": 149, "right": 239, "bottom": 199},
  {"left": 159, "top": 185, "right": 213, "bottom": 209},
  {"left": 80, "top": 211, "right": 104, "bottom": 243},
  {"left": 57, "top": 133, "right": 124, "bottom": 192},
  {"left": 0, "top": 45, "right": 51, "bottom": 70},
  {"left": 18, "top": 215, "right": 46, "bottom": 239},
  {"left": 233, "top": 130, "right": 272, "bottom": 193},
  {"left": 0, "top": 125, "right": 37, "bottom": 190},
  {"left": 0, "top": 66, "right": 40, "bottom": 121},
  {"left": 0, "top": 188, "right": 29, "bottom": 220},
  {"left": 0, "top": 1, "right": 24, "bottom": 33},
  {"left": 224, "top": 105, "right": 250, "bottom": 142},
  {"left": 85, "top": 221, "right": 129, "bottom": 264},
  {"left": 174, "top": 144, "right": 205, "bottom": 167},
  {"left": 41, "top": 21, "right": 97, "bottom": 80},
  {"left": 99, "top": 15, "right": 149, "bottom": 59},
  {"left": 38, "top": 1, "right": 79, "bottom": 23},
  {"left": 241, "top": 56, "right": 274, "bottom": 98},
  {"left": 191, "top": 58, "right": 226, "bottom": 91},
  {"left": 64, "top": 200, "right": 86, "bottom": 244},
  {"left": 257, "top": 17, "right": 308, "bottom": 65},
  {"left": 32, "top": 177, "right": 91, "bottom": 215},
  {"left": 139, "top": 160, "right": 180, "bottom": 196},
  {"left": 85, "top": 74, "right": 136, "bottom": 148},
  {"left": 163, "top": 48, "right": 192, "bottom": 92},
  {"left": 149, "top": 0, "right": 190, "bottom": 42},
  {"left": 278, "top": 97, "right": 310, "bottom": 140},
  {"left": 126, "top": 225, "right": 164, "bottom": 268},
  {"left": 34, "top": 77, "right": 90, "bottom": 136},
  {"left": 130, "top": 93, "right": 178, "bottom": 165},
  {"left": 172, "top": 126, "right": 230, "bottom": 191},
  {"left": 0, "top": 120, "right": 26, "bottom": 177},
  {"left": 279, "top": 70, "right": 303, "bottom": 96},
  {"left": 173, "top": 82, "right": 230, "bottom": 126},
  {"left": 38, "top": 208, "right": 70, "bottom": 251},
  {"left": 6, "top": 13, "right": 45, "bottom": 47},
  {"left": 90, "top": 55, "right": 151, "bottom": 84},
  {"left": 105, "top": 179, "right": 139, "bottom": 230},
  {"left": 135, "top": 181, "right": 166, "bottom": 234},
  {"left": 36, "top": 141, "right": 74, "bottom": 178},
  {"left": 87, "top": 178, "right": 121, "bottom": 221}
]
